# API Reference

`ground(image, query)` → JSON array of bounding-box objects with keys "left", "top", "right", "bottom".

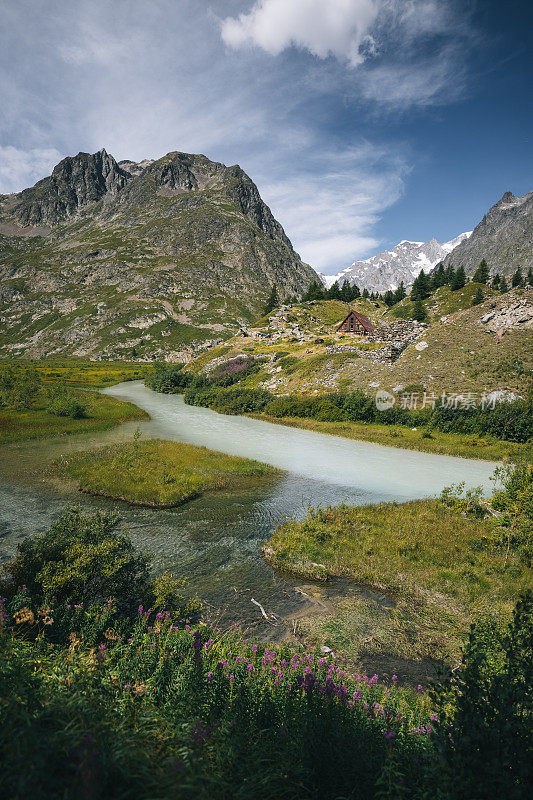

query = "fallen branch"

[{"left": 251, "top": 598, "right": 270, "bottom": 621}]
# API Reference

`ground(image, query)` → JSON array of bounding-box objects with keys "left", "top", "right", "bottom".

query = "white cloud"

[
  {"left": 0, "top": 146, "right": 62, "bottom": 194},
  {"left": 260, "top": 144, "right": 409, "bottom": 270},
  {"left": 221, "top": 0, "right": 382, "bottom": 66},
  {"left": 359, "top": 48, "right": 464, "bottom": 108},
  {"left": 0, "top": 1, "right": 473, "bottom": 267}
]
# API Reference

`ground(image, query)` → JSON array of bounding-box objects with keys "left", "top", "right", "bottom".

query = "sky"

[{"left": 0, "top": 0, "right": 531, "bottom": 273}]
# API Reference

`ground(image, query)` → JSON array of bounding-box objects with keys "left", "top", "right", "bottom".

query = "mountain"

[
  {"left": 442, "top": 191, "right": 533, "bottom": 277},
  {"left": 321, "top": 233, "right": 471, "bottom": 293},
  {"left": 0, "top": 149, "right": 317, "bottom": 360}
]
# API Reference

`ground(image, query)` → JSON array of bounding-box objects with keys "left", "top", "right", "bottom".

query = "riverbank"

[
  {"left": 250, "top": 413, "right": 530, "bottom": 462},
  {"left": 265, "top": 496, "right": 532, "bottom": 671},
  {"left": 0, "top": 389, "right": 147, "bottom": 445},
  {"left": 59, "top": 439, "right": 280, "bottom": 507}
]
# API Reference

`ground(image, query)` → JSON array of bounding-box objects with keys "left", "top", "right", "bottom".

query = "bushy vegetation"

[
  {"left": 148, "top": 365, "right": 533, "bottom": 445},
  {"left": 1, "top": 508, "right": 531, "bottom": 799},
  {"left": 46, "top": 383, "right": 88, "bottom": 418},
  {"left": 0, "top": 363, "right": 41, "bottom": 410},
  {"left": 0, "top": 361, "right": 147, "bottom": 443}
]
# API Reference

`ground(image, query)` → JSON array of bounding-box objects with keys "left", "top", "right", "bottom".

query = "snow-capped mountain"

[{"left": 321, "top": 232, "right": 472, "bottom": 293}]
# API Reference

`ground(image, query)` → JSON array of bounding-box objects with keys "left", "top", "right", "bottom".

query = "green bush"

[
  {"left": 431, "top": 592, "right": 533, "bottom": 799},
  {"left": 1, "top": 508, "right": 198, "bottom": 618},
  {"left": 0, "top": 364, "right": 41, "bottom": 409},
  {"left": 46, "top": 392, "right": 88, "bottom": 418}
]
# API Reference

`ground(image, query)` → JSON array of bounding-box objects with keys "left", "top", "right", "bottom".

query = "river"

[{"left": 0, "top": 381, "right": 499, "bottom": 640}]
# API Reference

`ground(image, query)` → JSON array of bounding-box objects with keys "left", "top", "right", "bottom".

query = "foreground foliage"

[{"left": 0, "top": 507, "right": 531, "bottom": 799}]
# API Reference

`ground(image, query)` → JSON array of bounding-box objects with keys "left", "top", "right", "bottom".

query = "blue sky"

[{"left": 0, "top": 0, "right": 531, "bottom": 272}]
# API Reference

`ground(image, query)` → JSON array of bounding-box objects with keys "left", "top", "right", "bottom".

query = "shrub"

[
  {"left": 46, "top": 391, "right": 87, "bottom": 418},
  {"left": 432, "top": 592, "right": 533, "bottom": 799},
  {"left": 1, "top": 508, "right": 198, "bottom": 619},
  {"left": 0, "top": 364, "right": 41, "bottom": 410}
]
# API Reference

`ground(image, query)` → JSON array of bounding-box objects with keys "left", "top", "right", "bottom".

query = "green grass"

[
  {"left": 250, "top": 414, "right": 531, "bottom": 462},
  {"left": 265, "top": 498, "right": 532, "bottom": 668},
  {"left": 0, "top": 359, "right": 152, "bottom": 387},
  {"left": 59, "top": 439, "right": 280, "bottom": 506},
  {"left": 0, "top": 390, "right": 147, "bottom": 444}
]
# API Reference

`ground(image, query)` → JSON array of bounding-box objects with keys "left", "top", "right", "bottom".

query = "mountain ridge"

[
  {"left": 0, "top": 148, "right": 318, "bottom": 360},
  {"left": 321, "top": 232, "right": 471, "bottom": 293},
  {"left": 442, "top": 190, "right": 533, "bottom": 276}
]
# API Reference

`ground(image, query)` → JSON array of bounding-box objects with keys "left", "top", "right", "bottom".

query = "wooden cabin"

[{"left": 336, "top": 310, "right": 375, "bottom": 336}]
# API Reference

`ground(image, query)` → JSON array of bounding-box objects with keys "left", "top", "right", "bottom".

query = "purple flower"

[{"left": 417, "top": 684, "right": 423, "bottom": 693}]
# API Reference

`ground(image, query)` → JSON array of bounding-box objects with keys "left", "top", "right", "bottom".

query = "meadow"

[
  {"left": 59, "top": 438, "right": 280, "bottom": 506},
  {"left": 265, "top": 471, "right": 533, "bottom": 672}
]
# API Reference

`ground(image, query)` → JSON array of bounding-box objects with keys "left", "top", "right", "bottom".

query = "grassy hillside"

[{"left": 185, "top": 287, "right": 532, "bottom": 397}]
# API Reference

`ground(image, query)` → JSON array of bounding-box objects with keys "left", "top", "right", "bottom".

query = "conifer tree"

[
  {"left": 412, "top": 297, "right": 427, "bottom": 322},
  {"left": 451, "top": 265, "right": 466, "bottom": 290},
  {"left": 327, "top": 281, "right": 342, "bottom": 300},
  {"left": 264, "top": 284, "right": 278, "bottom": 314},
  {"left": 431, "top": 263, "right": 446, "bottom": 289},
  {"left": 303, "top": 281, "right": 325, "bottom": 302},
  {"left": 351, "top": 283, "right": 361, "bottom": 300},
  {"left": 410, "top": 269, "right": 431, "bottom": 300},
  {"left": 394, "top": 281, "right": 406, "bottom": 303},
  {"left": 472, "top": 287, "right": 484, "bottom": 305},
  {"left": 340, "top": 279, "right": 352, "bottom": 303},
  {"left": 472, "top": 258, "right": 489, "bottom": 284},
  {"left": 491, "top": 273, "right": 501, "bottom": 290},
  {"left": 362, "top": 288, "right": 370, "bottom": 299},
  {"left": 383, "top": 290, "right": 395, "bottom": 307},
  {"left": 499, "top": 276, "right": 509, "bottom": 293},
  {"left": 527, "top": 268, "right": 533, "bottom": 286},
  {"left": 445, "top": 264, "right": 456, "bottom": 284},
  {"left": 511, "top": 267, "right": 523, "bottom": 288}
]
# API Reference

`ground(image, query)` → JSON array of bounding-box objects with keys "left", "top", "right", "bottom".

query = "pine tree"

[
  {"left": 350, "top": 283, "right": 361, "bottom": 301},
  {"left": 326, "top": 281, "right": 342, "bottom": 300},
  {"left": 431, "top": 263, "right": 446, "bottom": 289},
  {"left": 491, "top": 273, "right": 501, "bottom": 290},
  {"left": 383, "top": 290, "right": 395, "bottom": 307},
  {"left": 410, "top": 269, "right": 431, "bottom": 300},
  {"left": 472, "top": 287, "right": 484, "bottom": 305},
  {"left": 472, "top": 258, "right": 489, "bottom": 284},
  {"left": 527, "top": 268, "right": 533, "bottom": 286},
  {"left": 394, "top": 281, "right": 406, "bottom": 303},
  {"left": 339, "top": 279, "right": 352, "bottom": 303},
  {"left": 511, "top": 267, "right": 523, "bottom": 288},
  {"left": 303, "top": 281, "right": 325, "bottom": 302},
  {"left": 412, "top": 298, "right": 427, "bottom": 322},
  {"left": 362, "top": 288, "right": 370, "bottom": 299},
  {"left": 499, "top": 276, "right": 509, "bottom": 293},
  {"left": 264, "top": 284, "right": 278, "bottom": 314},
  {"left": 445, "top": 264, "right": 456, "bottom": 285},
  {"left": 451, "top": 265, "right": 466, "bottom": 290}
]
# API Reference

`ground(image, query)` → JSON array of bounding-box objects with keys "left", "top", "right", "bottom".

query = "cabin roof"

[{"left": 336, "top": 310, "right": 375, "bottom": 333}]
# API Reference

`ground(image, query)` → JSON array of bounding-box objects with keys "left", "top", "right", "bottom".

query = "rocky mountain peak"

[
  {"left": 11, "top": 148, "right": 131, "bottom": 226},
  {"left": 443, "top": 189, "right": 533, "bottom": 276},
  {"left": 323, "top": 232, "right": 471, "bottom": 293}
]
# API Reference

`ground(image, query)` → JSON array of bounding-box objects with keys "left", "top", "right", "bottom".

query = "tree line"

[{"left": 266, "top": 260, "right": 532, "bottom": 322}]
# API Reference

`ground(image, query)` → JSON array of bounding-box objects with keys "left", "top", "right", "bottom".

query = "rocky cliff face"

[
  {"left": 323, "top": 233, "right": 471, "bottom": 293},
  {"left": 442, "top": 191, "right": 533, "bottom": 276},
  {"left": 7, "top": 149, "right": 131, "bottom": 227},
  {"left": 0, "top": 149, "right": 317, "bottom": 360}
]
